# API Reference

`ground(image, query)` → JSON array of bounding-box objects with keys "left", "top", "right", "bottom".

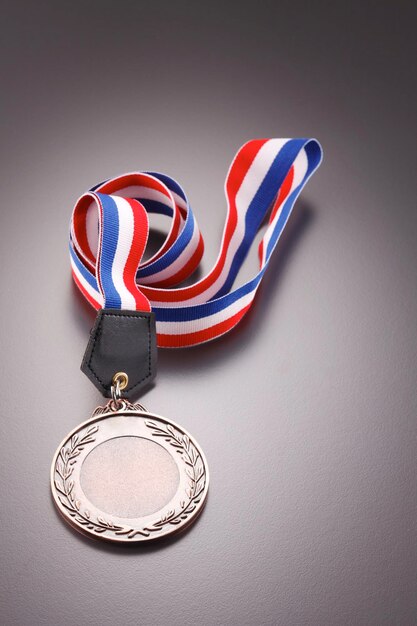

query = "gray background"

[{"left": 1, "top": 1, "right": 416, "bottom": 625}]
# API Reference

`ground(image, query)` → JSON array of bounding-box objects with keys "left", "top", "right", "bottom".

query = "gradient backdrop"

[{"left": 1, "top": 2, "right": 416, "bottom": 625}]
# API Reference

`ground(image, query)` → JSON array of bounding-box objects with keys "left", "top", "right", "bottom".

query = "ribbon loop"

[{"left": 70, "top": 138, "right": 323, "bottom": 347}]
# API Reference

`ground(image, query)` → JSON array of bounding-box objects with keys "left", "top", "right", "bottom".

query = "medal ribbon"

[{"left": 70, "top": 138, "right": 322, "bottom": 347}]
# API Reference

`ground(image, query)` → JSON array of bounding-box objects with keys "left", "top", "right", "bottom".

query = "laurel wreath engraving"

[
  {"left": 53, "top": 412, "right": 206, "bottom": 540},
  {"left": 54, "top": 424, "right": 127, "bottom": 535},
  {"left": 140, "top": 420, "right": 206, "bottom": 535}
]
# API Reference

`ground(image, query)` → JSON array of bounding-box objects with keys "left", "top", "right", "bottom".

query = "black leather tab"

[{"left": 81, "top": 309, "right": 157, "bottom": 399}]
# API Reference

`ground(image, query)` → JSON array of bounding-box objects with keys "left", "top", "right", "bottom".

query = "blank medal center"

[{"left": 80, "top": 436, "right": 179, "bottom": 518}]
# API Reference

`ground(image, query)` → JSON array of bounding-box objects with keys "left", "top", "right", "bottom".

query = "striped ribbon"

[{"left": 70, "top": 138, "right": 322, "bottom": 347}]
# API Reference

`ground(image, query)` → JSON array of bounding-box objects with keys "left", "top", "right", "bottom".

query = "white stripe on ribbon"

[
  {"left": 71, "top": 257, "right": 103, "bottom": 306},
  {"left": 235, "top": 139, "right": 288, "bottom": 215},
  {"left": 172, "top": 191, "right": 188, "bottom": 211},
  {"left": 113, "top": 185, "right": 175, "bottom": 208},
  {"left": 86, "top": 199, "right": 99, "bottom": 257},
  {"left": 260, "top": 147, "right": 309, "bottom": 266}
]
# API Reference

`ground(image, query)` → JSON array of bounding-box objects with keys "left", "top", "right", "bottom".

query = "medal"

[
  {"left": 51, "top": 138, "right": 322, "bottom": 543},
  {"left": 51, "top": 382, "right": 208, "bottom": 542}
]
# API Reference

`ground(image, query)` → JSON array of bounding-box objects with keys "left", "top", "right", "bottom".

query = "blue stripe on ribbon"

[
  {"left": 69, "top": 243, "right": 99, "bottom": 290},
  {"left": 137, "top": 206, "right": 195, "bottom": 278},
  {"left": 135, "top": 199, "right": 173, "bottom": 217},
  {"left": 96, "top": 193, "right": 121, "bottom": 308}
]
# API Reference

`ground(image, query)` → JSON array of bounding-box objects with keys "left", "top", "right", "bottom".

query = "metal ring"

[
  {"left": 111, "top": 378, "right": 121, "bottom": 404},
  {"left": 112, "top": 372, "right": 129, "bottom": 391}
]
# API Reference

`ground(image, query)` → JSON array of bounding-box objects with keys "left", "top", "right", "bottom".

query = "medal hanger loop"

[
  {"left": 110, "top": 371, "right": 128, "bottom": 410},
  {"left": 109, "top": 372, "right": 147, "bottom": 412}
]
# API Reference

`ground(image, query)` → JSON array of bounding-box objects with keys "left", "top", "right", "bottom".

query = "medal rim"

[{"left": 50, "top": 405, "right": 209, "bottom": 544}]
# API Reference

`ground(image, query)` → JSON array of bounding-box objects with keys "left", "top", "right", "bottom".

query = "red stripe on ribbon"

[{"left": 123, "top": 198, "right": 151, "bottom": 311}]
